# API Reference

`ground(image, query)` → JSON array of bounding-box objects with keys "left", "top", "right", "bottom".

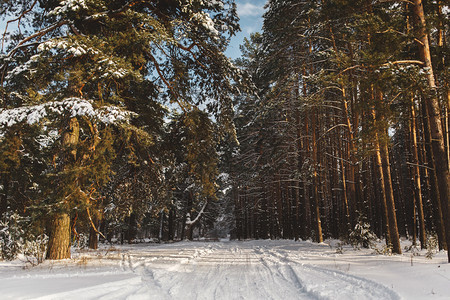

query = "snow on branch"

[
  {"left": 35, "top": 38, "right": 140, "bottom": 80},
  {"left": 190, "top": 12, "right": 219, "bottom": 39},
  {"left": 185, "top": 201, "right": 208, "bottom": 225},
  {"left": 37, "top": 39, "right": 99, "bottom": 57},
  {"left": 0, "top": 98, "right": 135, "bottom": 128},
  {"left": 49, "top": 0, "right": 88, "bottom": 16}
]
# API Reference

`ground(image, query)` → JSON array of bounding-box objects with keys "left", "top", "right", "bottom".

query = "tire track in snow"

[
  {"left": 35, "top": 242, "right": 400, "bottom": 300},
  {"left": 253, "top": 246, "right": 322, "bottom": 300},
  {"left": 120, "top": 242, "right": 399, "bottom": 300},
  {"left": 259, "top": 245, "right": 401, "bottom": 300},
  {"left": 180, "top": 243, "right": 318, "bottom": 299}
]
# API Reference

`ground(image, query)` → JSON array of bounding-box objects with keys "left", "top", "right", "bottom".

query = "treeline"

[
  {"left": 0, "top": 0, "right": 245, "bottom": 260},
  {"left": 230, "top": 0, "right": 449, "bottom": 261},
  {"left": 1, "top": 0, "right": 449, "bottom": 264}
]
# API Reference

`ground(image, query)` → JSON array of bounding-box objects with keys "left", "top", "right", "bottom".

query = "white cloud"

[
  {"left": 245, "top": 25, "right": 257, "bottom": 34},
  {"left": 237, "top": 2, "right": 264, "bottom": 17}
]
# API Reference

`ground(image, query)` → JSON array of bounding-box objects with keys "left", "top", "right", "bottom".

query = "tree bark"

[
  {"left": 373, "top": 133, "right": 392, "bottom": 249},
  {"left": 410, "top": 97, "right": 427, "bottom": 248},
  {"left": 46, "top": 213, "right": 71, "bottom": 259},
  {"left": 46, "top": 117, "right": 80, "bottom": 259},
  {"left": 312, "top": 110, "right": 323, "bottom": 243},
  {"left": 88, "top": 226, "right": 98, "bottom": 250},
  {"left": 88, "top": 213, "right": 99, "bottom": 250},
  {"left": 422, "top": 101, "right": 447, "bottom": 250},
  {"left": 381, "top": 142, "right": 402, "bottom": 254},
  {"left": 0, "top": 175, "right": 9, "bottom": 217},
  {"left": 342, "top": 86, "right": 358, "bottom": 226},
  {"left": 412, "top": 0, "right": 450, "bottom": 262}
]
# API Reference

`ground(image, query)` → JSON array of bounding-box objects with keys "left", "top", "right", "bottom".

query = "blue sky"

[{"left": 225, "top": 0, "right": 266, "bottom": 60}]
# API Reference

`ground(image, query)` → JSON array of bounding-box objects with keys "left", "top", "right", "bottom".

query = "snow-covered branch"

[
  {"left": 0, "top": 98, "right": 135, "bottom": 128},
  {"left": 185, "top": 201, "right": 208, "bottom": 225}
]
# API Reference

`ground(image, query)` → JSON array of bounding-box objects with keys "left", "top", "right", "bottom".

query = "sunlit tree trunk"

[
  {"left": 46, "top": 213, "right": 71, "bottom": 259},
  {"left": 46, "top": 117, "right": 79, "bottom": 259},
  {"left": 421, "top": 101, "right": 447, "bottom": 250},
  {"left": 381, "top": 141, "right": 402, "bottom": 254},
  {"left": 412, "top": 0, "right": 450, "bottom": 262},
  {"left": 88, "top": 219, "right": 99, "bottom": 250},
  {"left": 410, "top": 97, "right": 427, "bottom": 248},
  {"left": 373, "top": 128, "right": 392, "bottom": 247}
]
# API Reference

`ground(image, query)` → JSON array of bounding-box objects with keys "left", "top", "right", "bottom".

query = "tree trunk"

[
  {"left": 342, "top": 86, "right": 358, "bottom": 226},
  {"left": 412, "top": 0, "right": 450, "bottom": 262},
  {"left": 88, "top": 212, "right": 99, "bottom": 249},
  {"left": 88, "top": 226, "right": 98, "bottom": 250},
  {"left": 381, "top": 142, "right": 402, "bottom": 254},
  {"left": 0, "top": 175, "right": 9, "bottom": 217},
  {"left": 422, "top": 101, "right": 447, "bottom": 250},
  {"left": 46, "top": 117, "right": 79, "bottom": 259},
  {"left": 168, "top": 208, "right": 174, "bottom": 241},
  {"left": 301, "top": 114, "right": 312, "bottom": 240},
  {"left": 312, "top": 111, "right": 323, "bottom": 243},
  {"left": 46, "top": 213, "right": 71, "bottom": 259},
  {"left": 410, "top": 97, "right": 427, "bottom": 248},
  {"left": 373, "top": 133, "right": 392, "bottom": 249}
]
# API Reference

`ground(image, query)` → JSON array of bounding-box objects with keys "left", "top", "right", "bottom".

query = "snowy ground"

[{"left": 0, "top": 240, "right": 449, "bottom": 300}]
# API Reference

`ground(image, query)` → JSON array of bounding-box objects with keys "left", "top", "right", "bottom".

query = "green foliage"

[
  {"left": 73, "top": 233, "right": 89, "bottom": 249},
  {"left": 0, "top": 211, "right": 47, "bottom": 264},
  {"left": 349, "top": 218, "right": 378, "bottom": 250},
  {"left": 1, "top": 0, "right": 245, "bottom": 252},
  {"left": 425, "top": 234, "right": 438, "bottom": 259},
  {"left": 0, "top": 212, "right": 24, "bottom": 260},
  {"left": 22, "top": 234, "right": 48, "bottom": 266}
]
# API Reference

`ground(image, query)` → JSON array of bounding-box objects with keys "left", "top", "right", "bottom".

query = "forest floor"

[{"left": 0, "top": 239, "right": 449, "bottom": 299}]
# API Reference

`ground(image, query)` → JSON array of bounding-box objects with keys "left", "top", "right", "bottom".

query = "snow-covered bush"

[
  {"left": 73, "top": 233, "right": 89, "bottom": 249},
  {"left": 335, "top": 242, "right": 344, "bottom": 254},
  {"left": 374, "top": 243, "right": 393, "bottom": 256},
  {"left": 348, "top": 218, "right": 377, "bottom": 249},
  {"left": 23, "top": 234, "right": 48, "bottom": 266},
  {"left": 0, "top": 212, "right": 24, "bottom": 260},
  {"left": 425, "top": 234, "right": 438, "bottom": 259},
  {"left": 0, "top": 211, "right": 48, "bottom": 264}
]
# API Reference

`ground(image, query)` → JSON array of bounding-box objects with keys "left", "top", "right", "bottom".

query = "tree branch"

[
  {"left": 147, "top": 51, "right": 188, "bottom": 112},
  {"left": 1, "top": 0, "right": 38, "bottom": 52}
]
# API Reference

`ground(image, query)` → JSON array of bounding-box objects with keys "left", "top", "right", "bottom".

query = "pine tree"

[{"left": 0, "top": 0, "right": 244, "bottom": 259}]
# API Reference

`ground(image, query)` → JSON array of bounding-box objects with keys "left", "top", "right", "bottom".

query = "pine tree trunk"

[
  {"left": 341, "top": 157, "right": 351, "bottom": 234},
  {"left": 422, "top": 101, "right": 447, "bottom": 250},
  {"left": 342, "top": 87, "right": 357, "bottom": 226},
  {"left": 168, "top": 209, "right": 174, "bottom": 241},
  {"left": 374, "top": 136, "right": 392, "bottom": 248},
  {"left": 412, "top": 0, "right": 450, "bottom": 262},
  {"left": 446, "top": 91, "right": 450, "bottom": 172},
  {"left": 371, "top": 108, "right": 393, "bottom": 248},
  {"left": 88, "top": 226, "right": 98, "bottom": 250},
  {"left": 46, "top": 117, "right": 80, "bottom": 259},
  {"left": 410, "top": 97, "right": 427, "bottom": 248},
  {"left": 381, "top": 142, "right": 402, "bottom": 254},
  {"left": 46, "top": 213, "right": 71, "bottom": 259},
  {"left": 374, "top": 88, "right": 402, "bottom": 254},
  {"left": 301, "top": 115, "right": 312, "bottom": 240},
  {"left": 0, "top": 175, "right": 9, "bottom": 217},
  {"left": 88, "top": 212, "right": 99, "bottom": 249},
  {"left": 312, "top": 111, "right": 323, "bottom": 243},
  {"left": 293, "top": 181, "right": 300, "bottom": 241}
]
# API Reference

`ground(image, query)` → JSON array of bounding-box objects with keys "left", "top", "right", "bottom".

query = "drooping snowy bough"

[{"left": 0, "top": 98, "right": 134, "bottom": 129}]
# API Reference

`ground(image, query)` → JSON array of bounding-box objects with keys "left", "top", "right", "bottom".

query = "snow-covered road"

[{"left": 0, "top": 240, "right": 449, "bottom": 299}]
